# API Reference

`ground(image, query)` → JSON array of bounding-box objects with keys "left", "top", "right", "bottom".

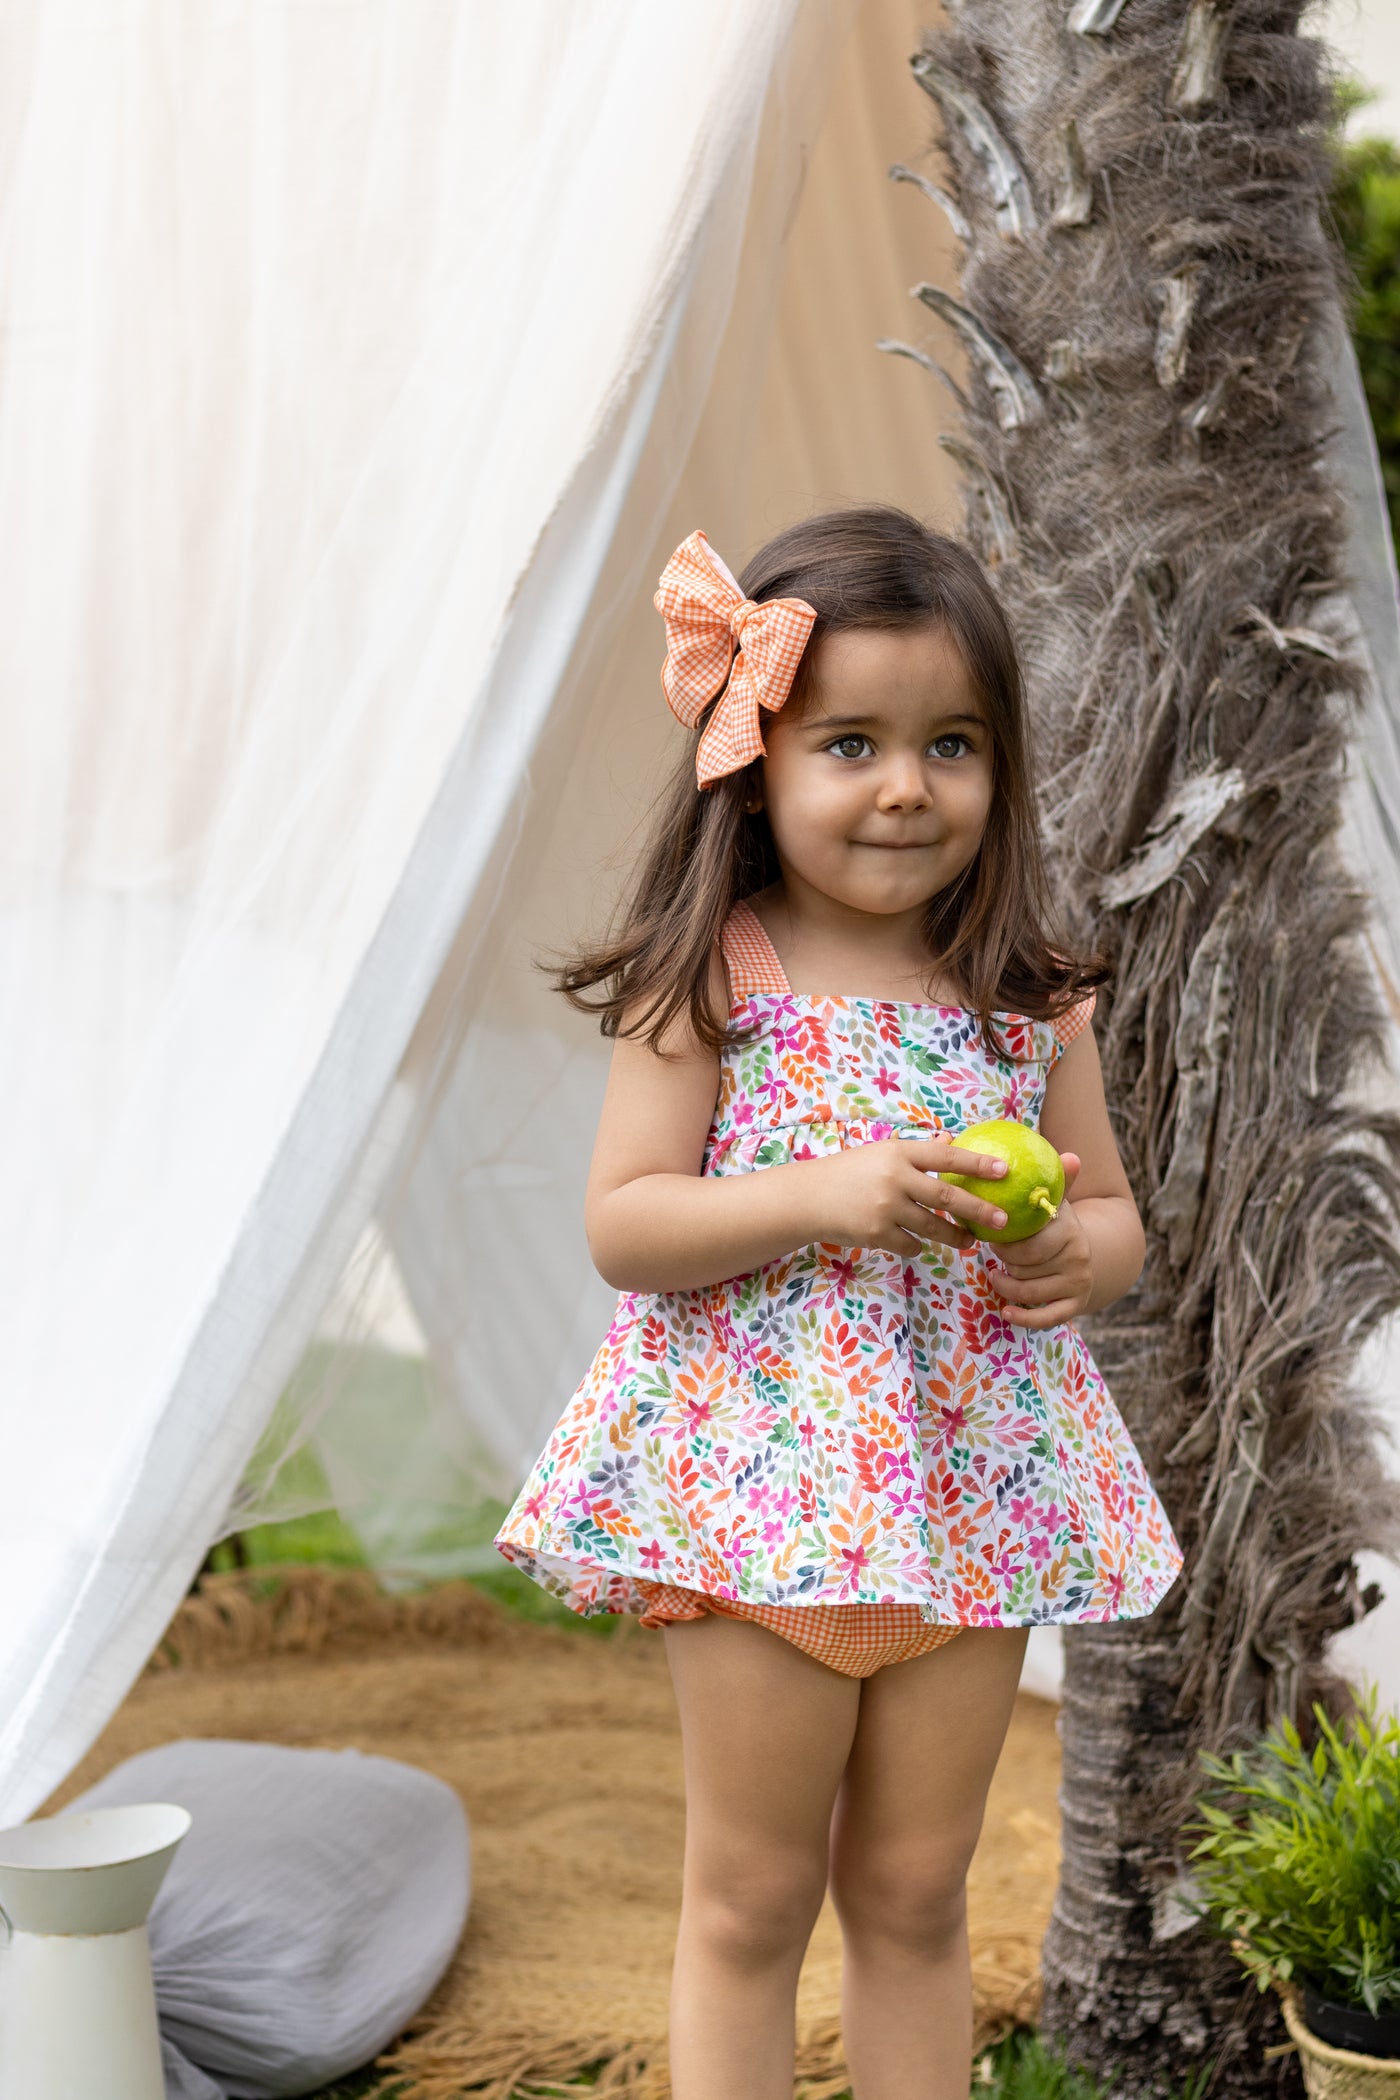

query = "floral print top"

[{"left": 496, "top": 902, "right": 1183, "bottom": 1627}]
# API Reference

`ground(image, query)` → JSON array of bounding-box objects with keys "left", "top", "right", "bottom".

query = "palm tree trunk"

[{"left": 890, "top": 2, "right": 1400, "bottom": 2088}]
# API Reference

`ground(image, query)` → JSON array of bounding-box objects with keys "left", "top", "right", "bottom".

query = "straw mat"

[{"left": 45, "top": 1569, "right": 1062, "bottom": 2099}]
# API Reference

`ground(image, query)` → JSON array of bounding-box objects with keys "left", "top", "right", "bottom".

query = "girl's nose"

[{"left": 875, "top": 759, "right": 933, "bottom": 810}]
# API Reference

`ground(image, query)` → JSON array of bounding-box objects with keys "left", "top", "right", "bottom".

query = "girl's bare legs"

[
  {"left": 663, "top": 1615, "right": 861, "bottom": 2100},
  {"left": 829, "top": 1627, "right": 1029, "bottom": 2100}
]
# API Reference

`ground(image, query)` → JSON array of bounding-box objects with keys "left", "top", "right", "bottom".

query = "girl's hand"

[
  {"left": 808, "top": 1137, "right": 1010, "bottom": 1259},
  {"left": 984, "top": 1155, "right": 1093, "bottom": 1328}
]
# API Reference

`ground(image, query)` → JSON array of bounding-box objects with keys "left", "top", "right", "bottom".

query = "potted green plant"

[{"left": 1188, "top": 1692, "right": 1400, "bottom": 2094}]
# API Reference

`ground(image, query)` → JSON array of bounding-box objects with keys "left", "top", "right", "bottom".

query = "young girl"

[{"left": 497, "top": 507, "right": 1182, "bottom": 2100}]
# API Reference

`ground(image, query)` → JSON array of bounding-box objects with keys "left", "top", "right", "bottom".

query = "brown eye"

[
  {"left": 828, "top": 735, "right": 871, "bottom": 761},
  {"left": 931, "top": 734, "right": 970, "bottom": 760}
]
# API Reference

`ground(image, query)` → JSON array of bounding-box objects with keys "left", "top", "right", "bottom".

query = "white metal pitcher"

[{"left": 0, "top": 1800, "right": 191, "bottom": 2100}]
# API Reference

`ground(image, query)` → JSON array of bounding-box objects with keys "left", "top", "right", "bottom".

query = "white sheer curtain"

[{"left": 0, "top": 0, "right": 864, "bottom": 1825}]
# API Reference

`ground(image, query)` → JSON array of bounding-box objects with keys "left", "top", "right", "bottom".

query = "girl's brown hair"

[{"left": 555, "top": 505, "right": 1106, "bottom": 1055}]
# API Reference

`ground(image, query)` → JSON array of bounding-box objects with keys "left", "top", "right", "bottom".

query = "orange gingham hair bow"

[{"left": 654, "top": 530, "right": 817, "bottom": 789}]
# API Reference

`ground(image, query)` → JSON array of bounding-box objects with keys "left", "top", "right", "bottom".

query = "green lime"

[{"left": 941, "top": 1118, "right": 1066, "bottom": 1244}]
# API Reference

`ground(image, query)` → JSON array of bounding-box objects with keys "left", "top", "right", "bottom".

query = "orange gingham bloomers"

[
  {"left": 654, "top": 529, "right": 817, "bottom": 789},
  {"left": 496, "top": 903, "right": 1183, "bottom": 1633}
]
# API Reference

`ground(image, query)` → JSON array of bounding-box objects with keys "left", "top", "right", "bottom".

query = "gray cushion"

[{"left": 70, "top": 1738, "right": 469, "bottom": 2099}]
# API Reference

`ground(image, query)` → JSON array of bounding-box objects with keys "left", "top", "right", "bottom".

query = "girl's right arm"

[{"left": 584, "top": 957, "right": 1009, "bottom": 1295}]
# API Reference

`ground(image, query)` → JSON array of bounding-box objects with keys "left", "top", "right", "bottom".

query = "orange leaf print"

[
  {"left": 953, "top": 1551, "right": 998, "bottom": 1603},
  {"left": 851, "top": 1434, "right": 888, "bottom": 1499},
  {"left": 601, "top": 1504, "right": 642, "bottom": 1540},
  {"left": 671, "top": 1349, "right": 733, "bottom": 1433}
]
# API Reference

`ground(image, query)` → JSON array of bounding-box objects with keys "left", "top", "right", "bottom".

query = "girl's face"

[{"left": 756, "top": 622, "right": 995, "bottom": 920}]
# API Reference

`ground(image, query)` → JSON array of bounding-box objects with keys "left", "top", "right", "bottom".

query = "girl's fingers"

[
  {"left": 987, "top": 1268, "right": 1067, "bottom": 1308},
  {"left": 1001, "top": 1298, "right": 1080, "bottom": 1329},
  {"left": 919, "top": 1176, "right": 1007, "bottom": 1235},
  {"left": 906, "top": 1139, "right": 1008, "bottom": 1183},
  {"left": 997, "top": 1231, "right": 1071, "bottom": 1275},
  {"left": 903, "top": 1204, "right": 972, "bottom": 1251}
]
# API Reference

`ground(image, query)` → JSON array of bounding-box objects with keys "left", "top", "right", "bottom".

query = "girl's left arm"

[{"left": 985, "top": 1024, "right": 1145, "bottom": 1330}]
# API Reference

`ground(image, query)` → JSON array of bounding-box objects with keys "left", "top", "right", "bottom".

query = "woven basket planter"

[{"left": 1283, "top": 1993, "right": 1400, "bottom": 2100}]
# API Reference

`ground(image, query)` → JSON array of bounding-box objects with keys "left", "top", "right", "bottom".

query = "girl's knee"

[
  {"left": 685, "top": 1847, "right": 828, "bottom": 1968},
  {"left": 829, "top": 1839, "right": 970, "bottom": 1956}
]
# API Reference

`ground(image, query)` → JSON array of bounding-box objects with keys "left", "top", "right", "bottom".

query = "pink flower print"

[
  {"left": 731, "top": 1100, "right": 755, "bottom": 1127},
  {"left": 1026, "top": 1531, "right": 1052, "bottom": 1568},
  {"left": 1035, "top": 1502, "right": 1066, "bottom": 1537},
  {"left": 873, "top": 1065, "right": 901, "bottom": 1097},
  {"left": 639, "top": 1540, "right": 665, "bottom": 1570},
  {"left": 773, "top": 1486, "right": 798, "bottom": 1519},
  {"left": 729, "top": 1333, "right": 758, "bottom": 1377},
  {"left": 762, "top": 1518, "right": 786, "bottom": 1548},
  {"left": 1006, "top": 1494, "right": 1037, "bottom": 1528},
  {"left": 999, "top": 1068, "right": 1035, "bottom": 1119},
  {"left": 937, "top": 1399, "right": 969, "bottom": 1440},
  {"left": 798, "top": 1415, "right": 818, "bottom": 1447}
]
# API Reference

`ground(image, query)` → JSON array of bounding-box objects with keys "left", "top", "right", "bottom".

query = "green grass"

[
  {"left": 205, "top": 1505, "right": 368, "bottom": 1572},
  {"left": 206, "top": 1499, "right": 621, "bottom": 1641},
  {"left": 203, "top": 1341, "right": 621, "bottom": 1640}
]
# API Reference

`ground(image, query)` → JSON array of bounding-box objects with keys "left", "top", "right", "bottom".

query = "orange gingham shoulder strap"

[
  {"left": 720, "top": 901, "right": 791, "bottom": 1002},
  {"left": 1052, "top": 989, "right": 1096, "bottom": 1051}
]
